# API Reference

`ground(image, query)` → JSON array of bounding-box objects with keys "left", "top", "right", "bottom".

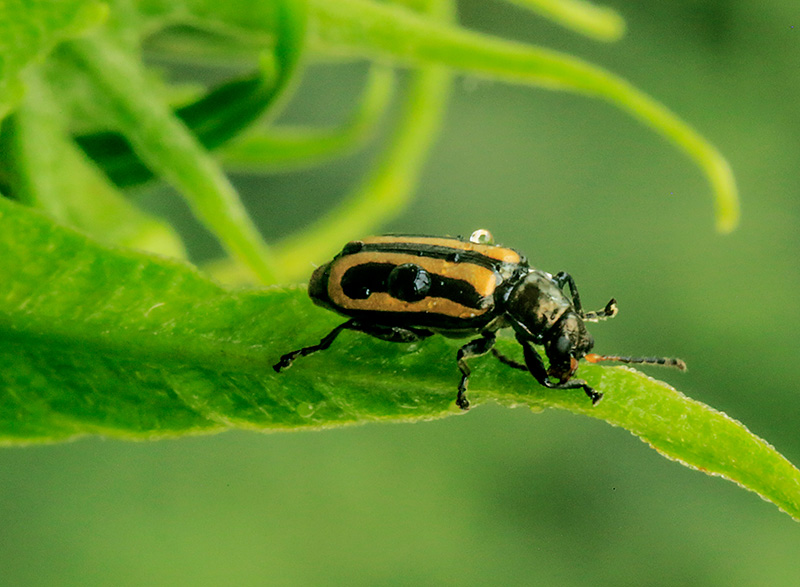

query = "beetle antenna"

[
  {"left": 583, "top": 298, "right": 618, "bottom": 322},
  {"left": 584, "top": 353, "right": 687, "bottom": 371}
]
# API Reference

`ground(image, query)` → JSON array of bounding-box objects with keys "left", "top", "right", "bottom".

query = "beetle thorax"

[{"left": 505, "top": 270, "right": 574, "bottom": 342}]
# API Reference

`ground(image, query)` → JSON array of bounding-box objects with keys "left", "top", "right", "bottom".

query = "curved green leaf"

[
  {"left": 1, "top": 194, "right": 797, "bottom": 522},
  {"left": 0, "top": 71, "right": 186, "bottom": 257},
  {"left": 75, "top": 2, "right": 308, "bottom": 188},
  {"left": 218, "top": 65, "right": 395, "bottom": 173},
  {"left": 0, "top": 0, "right": 107, "bottom": 117},
  {"left": 309, "top": 0, "right": 739, "bottom": 232},
  {"left": 501, "top": 0, "right": 625, "bottom": 42},
  {"left": 74, "top": 62, "right": 281, "bottom": 187},
  {"left": 61, "top": 24, "right": 294, "bottom": 283},
  {"left": 271, "top": 0, "right": 454, "bottom": 282},
  {"left": 205, "top": 0, "right": 452, "bottom": 286}
]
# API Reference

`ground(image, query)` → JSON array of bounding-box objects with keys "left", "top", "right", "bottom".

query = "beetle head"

[{"left": 543, "top": 311, "right": 594, "bottom": 382}]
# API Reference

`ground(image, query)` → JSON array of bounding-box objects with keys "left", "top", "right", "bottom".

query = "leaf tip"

[
  {"left": 587, "top": 7, "right": 627, "bottom": 43},
  {"left": 711, "top": 154, "right": 740, "bottom": 233}
]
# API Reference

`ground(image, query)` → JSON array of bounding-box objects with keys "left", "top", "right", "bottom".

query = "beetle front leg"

[
  {"left": 515, "top": 334, "right": 603, "bottom": 404},
  {"left": 553, "top": 271, "right": 585, "bottom": 315},
  {"left": 456, "top": 334, "right": 496, "bottom": 410},
  {"left": 582, "top": 298, "right": 618, "bottom": 322},
  {"left": 553, "top": 271, "right": 616, "bottom": 322}
]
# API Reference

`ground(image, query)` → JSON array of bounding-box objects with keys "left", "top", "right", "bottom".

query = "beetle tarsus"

[
  {"left": 456, "top": 391, "right": 470, "bottom": 410},
  {"left": 273, "top": 355, "right": 293, "bottom": 372},
  {"left": 584, "top": 385, "right": 603, "bottom": 404}
]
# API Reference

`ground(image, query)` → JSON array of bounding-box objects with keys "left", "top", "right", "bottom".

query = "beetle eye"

[
  {"left": 554, "top": 334, "right": 572, "bottom": 357},
  {"left": 387, "top": 263, "right": 432, "bottom": 302}
]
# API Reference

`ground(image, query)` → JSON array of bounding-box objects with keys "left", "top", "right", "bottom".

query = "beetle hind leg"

[
  {"left": 274, "top": 321, "right": 433, "bottom": 372},
  {"left": 456, "top": 334, "right": 497, "bottom": 410},
  {"left": 273, "top": 319, "right": 359, "bottom": 372}
]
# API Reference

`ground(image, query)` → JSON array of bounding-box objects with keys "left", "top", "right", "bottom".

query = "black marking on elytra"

[{"left": 340, "top": 262, "right": 486, "bottom": 308}]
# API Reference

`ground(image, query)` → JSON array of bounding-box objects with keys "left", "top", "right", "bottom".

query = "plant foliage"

[{"left": 2, "top": 0, "right": 794, "bottom": 523}]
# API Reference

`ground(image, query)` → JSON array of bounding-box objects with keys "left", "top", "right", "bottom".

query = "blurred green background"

[{"left": 3, "top": 0, "right": 800, "bottom": 585}]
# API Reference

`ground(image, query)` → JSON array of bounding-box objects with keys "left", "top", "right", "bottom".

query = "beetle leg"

[
  {"left": 515, "top": 334, "right": 603, "bottom": 404},
  {"left": 554, "top": 271, "right": 617, "bottom": 323},
  {"left": 354, "top": 323, "right": 434, "bottom": 343},
  {"left": 490, "top": 348, "right": 527, "bottom": 371},
  {"left": 274, "top": 321, "right": 433, "bottom": 372},
  {"left": 583, "top": 298, "right": 618, "bottom": 322},
  {"left": 553, "top": 271, "right": 584, "bottom": 315},
  {"left": 273, "top": 319, "right": 359, "bottom": 371},
  {"left": 456, "top": 334, "right": 497, "bottom": 410}
]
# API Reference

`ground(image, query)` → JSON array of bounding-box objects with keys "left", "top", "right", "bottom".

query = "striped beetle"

[{"left": 274, "top": 230, "right": 685, "bottom": 409}]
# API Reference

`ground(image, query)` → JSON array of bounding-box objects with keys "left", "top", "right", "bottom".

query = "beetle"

[{"left": 274, "top": 229, "right": 686, "bottom": 409}]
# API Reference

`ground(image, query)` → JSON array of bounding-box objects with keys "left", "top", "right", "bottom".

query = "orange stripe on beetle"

[{"left": 361, "top": 235, "right": 522, "bottom": 264}]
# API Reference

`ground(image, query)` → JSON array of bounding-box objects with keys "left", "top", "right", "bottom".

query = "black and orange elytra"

[{"left": 274, "top": 230, "right": 686, "bottom": 409}]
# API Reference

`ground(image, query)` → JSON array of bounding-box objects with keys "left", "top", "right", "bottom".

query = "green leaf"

[
  {"left": 308, "top": 0, "right": 739, "bottom": 232},
  {"left": 206, "top": 0, "right": 452, "bottom": 286},
  {"left": 52, "top": 0, "right": 307, "bottom": 283},
  {"left": 75, "top": 59, "right": 394, "bottom": 187},
  {"left": 62, "top": 31, "right": 285, "bottom": 282},
  {"left": 218, "top": 64, "right": 395, "bottom": 173},
  {"left": 2, "top": 195, "right": 798, "bottom": 523},
  {"left": 0, "top": 0, "right": 107, "bottom": 117},
  {"left": 76, "top": 2, "right": 309, "bottom": 188},
  {"left": 500, "top": 0, "right": 626, "bottom": 42},
  {"left": 0, "top": 71, "right": 186, "bottom": 257},
  {"left": 74, "top": 61, "right": 283, "bottom": 187},
  {"left": 271, "top": 0, "right": 454, "bottom": 282}
]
